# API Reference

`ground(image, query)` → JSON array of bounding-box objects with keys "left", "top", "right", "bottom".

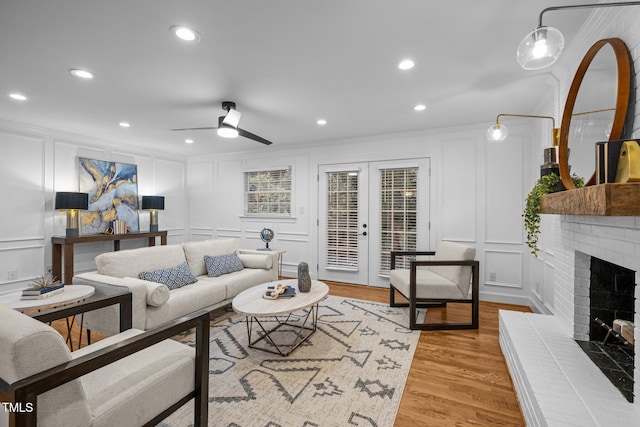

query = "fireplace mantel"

[{"left": 539, "top": 183, "right": 640, "bottom": 216}]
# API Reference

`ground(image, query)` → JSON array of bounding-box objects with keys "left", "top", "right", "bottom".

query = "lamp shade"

[
  {"left": 55, "top": 192, "right": 88, "bottom": 210},
  {"left": 517, "top": 26, "right": 564, "bottom": 70},
  {"left": 486, "top": 123, "right": 508, "bottom": 142},
  {"left": 141, "top": 195, "right": 165, "bottom": 210}
]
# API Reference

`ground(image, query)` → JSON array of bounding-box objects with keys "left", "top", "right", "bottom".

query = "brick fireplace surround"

[{"left": 500, "top": 216, "right": 640, "bottom": 425}]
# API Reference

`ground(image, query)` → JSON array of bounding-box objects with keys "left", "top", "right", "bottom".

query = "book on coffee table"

[{"left": 266, "top": 285, "right": 296, "bottom": 298}]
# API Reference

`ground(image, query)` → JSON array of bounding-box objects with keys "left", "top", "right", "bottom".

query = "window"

[
  {"left": 379, "top": 167, "right": 417, "bottom": 274},
  {"left": 244, "top": 167, "right": 292, "bottom": 216},
  {"left": 325, "top": 171, "right": 359, "bottom": 270}
]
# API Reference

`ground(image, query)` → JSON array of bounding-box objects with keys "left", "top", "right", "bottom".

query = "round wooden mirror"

[{"left": 558, "top": 38, "right": 631, "bottom": 190}]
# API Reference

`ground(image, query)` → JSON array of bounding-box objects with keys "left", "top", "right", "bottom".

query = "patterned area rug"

[{"left": 159, "top": 295, "right": 422, "bottom": 427}]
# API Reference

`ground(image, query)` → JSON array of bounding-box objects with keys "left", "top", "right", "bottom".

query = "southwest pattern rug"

[{"left": 159, "top": 295, "right": 422, "bottom": 427}]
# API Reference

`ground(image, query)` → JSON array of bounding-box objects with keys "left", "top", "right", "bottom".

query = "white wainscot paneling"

[
  {"left": 188, "top": 161, "right": 214, "bottom": 231},
  {"left": 0, "top": 131, "right": 46, "bottom": 240},
  {"left": 441, "top": 139, "right": 476, "bottom": 241},
  {"left": 216, "top": 160, "right": 244, "bottom": 229},
  {"left": 484, "top": 249, "right": 523, "bottom": 288},
  {"left": 154, "top": 159, "right": 186, "bottom": 232},
  {"left": 485, "top": 135, "right": 524, "bottom": 244},
  {"left": 0, "top": 244, "right": 45, "bottom": 288}
]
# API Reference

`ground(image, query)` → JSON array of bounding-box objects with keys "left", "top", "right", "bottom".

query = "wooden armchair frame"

[
  {"left": 0, "top": 304, "right": 210, "bottom": 427},
  {"left": 389, "top": 251, "right": 480, "bottom": 330}
]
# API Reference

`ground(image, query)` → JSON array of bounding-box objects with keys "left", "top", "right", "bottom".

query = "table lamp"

[
  {"left": 141, "top": 195, "right": 165, "bottom": 232},
  {"left": 55, "top": 192, "right": 89, "bottom": 237}
]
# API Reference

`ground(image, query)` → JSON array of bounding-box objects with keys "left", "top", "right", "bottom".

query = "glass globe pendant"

[
  {"left": 517, "top": 26, "right": 565, "bottom": 70},
  {"left": 486, "top": 123, "right": 508, "bottom": 142}
]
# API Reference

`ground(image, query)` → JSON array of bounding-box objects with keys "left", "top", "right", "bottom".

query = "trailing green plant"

[{"left": 523, "top": 173, "right": 584, "bottom": 257}]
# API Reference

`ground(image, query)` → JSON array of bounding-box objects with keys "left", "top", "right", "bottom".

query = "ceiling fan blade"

[
  {"left": 238, "top": 128, "right": 273, "bottom": 145},
  {"left": 222, "top": 109, "right": 242, "bottom": 128},
  {"left": 170, "top": 126, "right": 217, "bottom": 131}
]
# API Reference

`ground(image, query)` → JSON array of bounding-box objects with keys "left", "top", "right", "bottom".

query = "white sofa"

[{"left": 75, "top": 238, "right": 278, "bottom": 335}]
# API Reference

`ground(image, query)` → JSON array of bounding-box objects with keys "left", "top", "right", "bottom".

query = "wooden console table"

[{"left": 52, "top": 231, "right": 167, "bottom": 285}]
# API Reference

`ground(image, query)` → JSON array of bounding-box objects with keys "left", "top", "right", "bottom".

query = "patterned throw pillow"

[
  {"left": 139, "top": 262, "right": 198, "bottom": 290},
  {"left": 205, "top": 253, "right": 244, "bottom": 277}
]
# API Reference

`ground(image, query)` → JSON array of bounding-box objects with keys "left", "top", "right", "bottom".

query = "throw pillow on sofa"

[
  {"left": 205, "top": 253, "right": 244, "bottom": 277},
  {"left": 139, "top": 262, "right": 198, "bottom": 290}
]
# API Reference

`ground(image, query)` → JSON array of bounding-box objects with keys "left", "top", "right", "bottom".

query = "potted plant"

[{"left": 523, "top": 173, "right": 584, "bottom": 257}]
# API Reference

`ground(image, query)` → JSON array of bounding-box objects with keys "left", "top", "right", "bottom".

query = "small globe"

[{"left": 260, "top": 228, "right": 274, "bottom": 243}]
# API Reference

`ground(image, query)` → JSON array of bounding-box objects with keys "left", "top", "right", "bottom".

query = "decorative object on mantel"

[
  {"left": 55, "top": 191, "right": 89, "bottom": 237},
  {"left": 557, "top": 38, "right": 632, "bottom": 190},
  {"left": 516, "top": 2, "right": 640, "bottom": 70},
  {"left": 79, "top": 157, "right": 139, "bottom": 234},
  {"left": 258, "top": 227, "right": 274, "bottom": 250},
  {"left": 524, "top": 173, "right": 583, "bottom": 257},
  {"left": 615, "top": 140, "right": 640, "bottom": 183},
  {"left": 486, "top": 113, "right": 560, "bottom": 178},
  {"left": 141, "top": 195, "right": 165, "bottom": 232},
  {"left": 297, "top": 262, "right": 312, "bottom": 292}
]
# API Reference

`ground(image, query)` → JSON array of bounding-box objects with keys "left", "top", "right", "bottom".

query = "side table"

[{"left": 52, "top": 230, "right": 167, "bottom": 285}]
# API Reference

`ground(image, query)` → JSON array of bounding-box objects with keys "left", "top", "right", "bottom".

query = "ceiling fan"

[{"left": 171, "top": 101, "right": 273, "bottom": 145}]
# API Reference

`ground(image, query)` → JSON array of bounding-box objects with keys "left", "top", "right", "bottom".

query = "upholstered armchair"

[
  {"left": 389, "top": 241, "right": 479, "bottom": 330},
  {"left": 0, "top": 304, "right": 210, "bottom": 427}
]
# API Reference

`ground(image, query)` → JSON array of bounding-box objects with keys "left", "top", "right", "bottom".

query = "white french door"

[{"left": 318, "top": 159, "right": 430, "bottom": 287}]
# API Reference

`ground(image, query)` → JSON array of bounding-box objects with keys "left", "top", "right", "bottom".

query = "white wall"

[
  {"left": 189, "top": 122, "right": 537, "bottom": 306},
  {"left": 0, "top": 120, "right": 188, "bottom": 292},
  {"left": 530, "top": 5, "right": 640, "bottom": 314}
]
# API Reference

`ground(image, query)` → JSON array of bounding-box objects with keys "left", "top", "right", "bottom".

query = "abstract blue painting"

[{"left": 78, "top": 157, "right": 139, "bottom": 234}]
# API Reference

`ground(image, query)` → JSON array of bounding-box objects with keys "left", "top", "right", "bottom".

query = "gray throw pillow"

[
  {"left": 205, "top": 253, "right": 244, "bottom": 277},
  {"left": 139, "top": 262, "right": 198, "bottom": 290}
]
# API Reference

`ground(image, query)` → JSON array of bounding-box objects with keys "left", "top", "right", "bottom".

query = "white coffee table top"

[
  {"left": 0, "top": 284, "right": 95, "bottom": 312},
  {"left": 232, "top": 279, "right": 329, "bottom": 317}
]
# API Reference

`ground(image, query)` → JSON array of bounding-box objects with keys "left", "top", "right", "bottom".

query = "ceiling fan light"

[
  {"left": 517, "top": 26, "right": 564, "bottom": 70},
  {"left": 171, "top": 25, "right": 201, "bottom": 42},
  {"left": 486, "top": 123, "right": 508, "bottom": 142},
  {"left": 217, "top": 126, "right": 239, "bottom": 138}
]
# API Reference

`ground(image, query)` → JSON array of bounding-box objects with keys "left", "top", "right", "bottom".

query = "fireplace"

[
  {"left": 575, "top": 256, "right": 635, "bottom": 402},
  {"left": 499, "top": 215, "right": 640, "bottom": 425}
]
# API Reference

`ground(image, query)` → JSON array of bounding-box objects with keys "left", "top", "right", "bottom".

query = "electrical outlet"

[
  {"left": 488, "top": 272, "right": 496, "bottom": 281},
  {"left": 8, "top": 270, "right": 17, "bottom": 280}
]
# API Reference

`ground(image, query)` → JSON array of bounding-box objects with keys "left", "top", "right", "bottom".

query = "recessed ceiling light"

[
  {"left": 8, "top": 93, "right": 28, "bottom": 101},
  {"left": 398, "top": 59, "right": 415, "bottom": 70},
  {"left": 414, "top": 104, "right": 426, "bottom": 111},
  {"left": 185, "top": 139, "right": 194, "bottom": 144},
  {"left": 69, "top": 69, "right": 94, "bottom": 79},
  {"left": 170, "top": 25, "right": 201, "bottom": 42},
  {"left": 317, "top": 119, "right": 327, "bottom": 125},
  {"left": 119, "top": 122, "right": 131, "bottom": 128}
]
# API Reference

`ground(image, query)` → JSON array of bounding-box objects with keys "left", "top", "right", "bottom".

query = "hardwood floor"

[
  {"left": 52, "top": 281, "right": 531, "bottom": 426},
  {"left": 326, "top": 281, "right": 531, "bottom": 427}
]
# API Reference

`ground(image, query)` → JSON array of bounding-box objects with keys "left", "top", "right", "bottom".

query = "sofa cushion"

[
  {"left": 182, "top": 238, "right": 241, "bottom": 276},
  {"left": 205, "top": 253, "right": 244, "bottom": 277},
  {"left": 145, "top": 281, "right": 171, "bottom": 306},
  {"left": 80, "top": 336, "right": 194, "bottom": 427},
  {"left": 237, "top": 253, "right": 273, "bottom": 269},
  {"left": 139, "top": 262, "right": 198, "bottom": 290},
  {"left": 390, "top": 269, "right": 465, "bottom": 299},
  {"left": 95, "top": 244, "right": 188, "bottom": 278}
]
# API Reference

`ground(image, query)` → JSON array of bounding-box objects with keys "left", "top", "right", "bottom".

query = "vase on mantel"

[{"left": 298, "top": 262, "right": 312, "bottom": 293}]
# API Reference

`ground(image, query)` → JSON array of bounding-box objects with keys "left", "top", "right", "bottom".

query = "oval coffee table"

[{"left": 232, "top": 279, "right": 329, "bottom": 356}]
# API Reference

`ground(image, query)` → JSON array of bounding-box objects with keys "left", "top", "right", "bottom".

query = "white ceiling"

[{"left": 0, "top": 0, "right": 592, "bottom": 156}]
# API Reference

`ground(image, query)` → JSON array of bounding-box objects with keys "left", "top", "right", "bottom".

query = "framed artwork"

[{"left": 78, "top": 157, "right": 139, "bottom": 234}]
